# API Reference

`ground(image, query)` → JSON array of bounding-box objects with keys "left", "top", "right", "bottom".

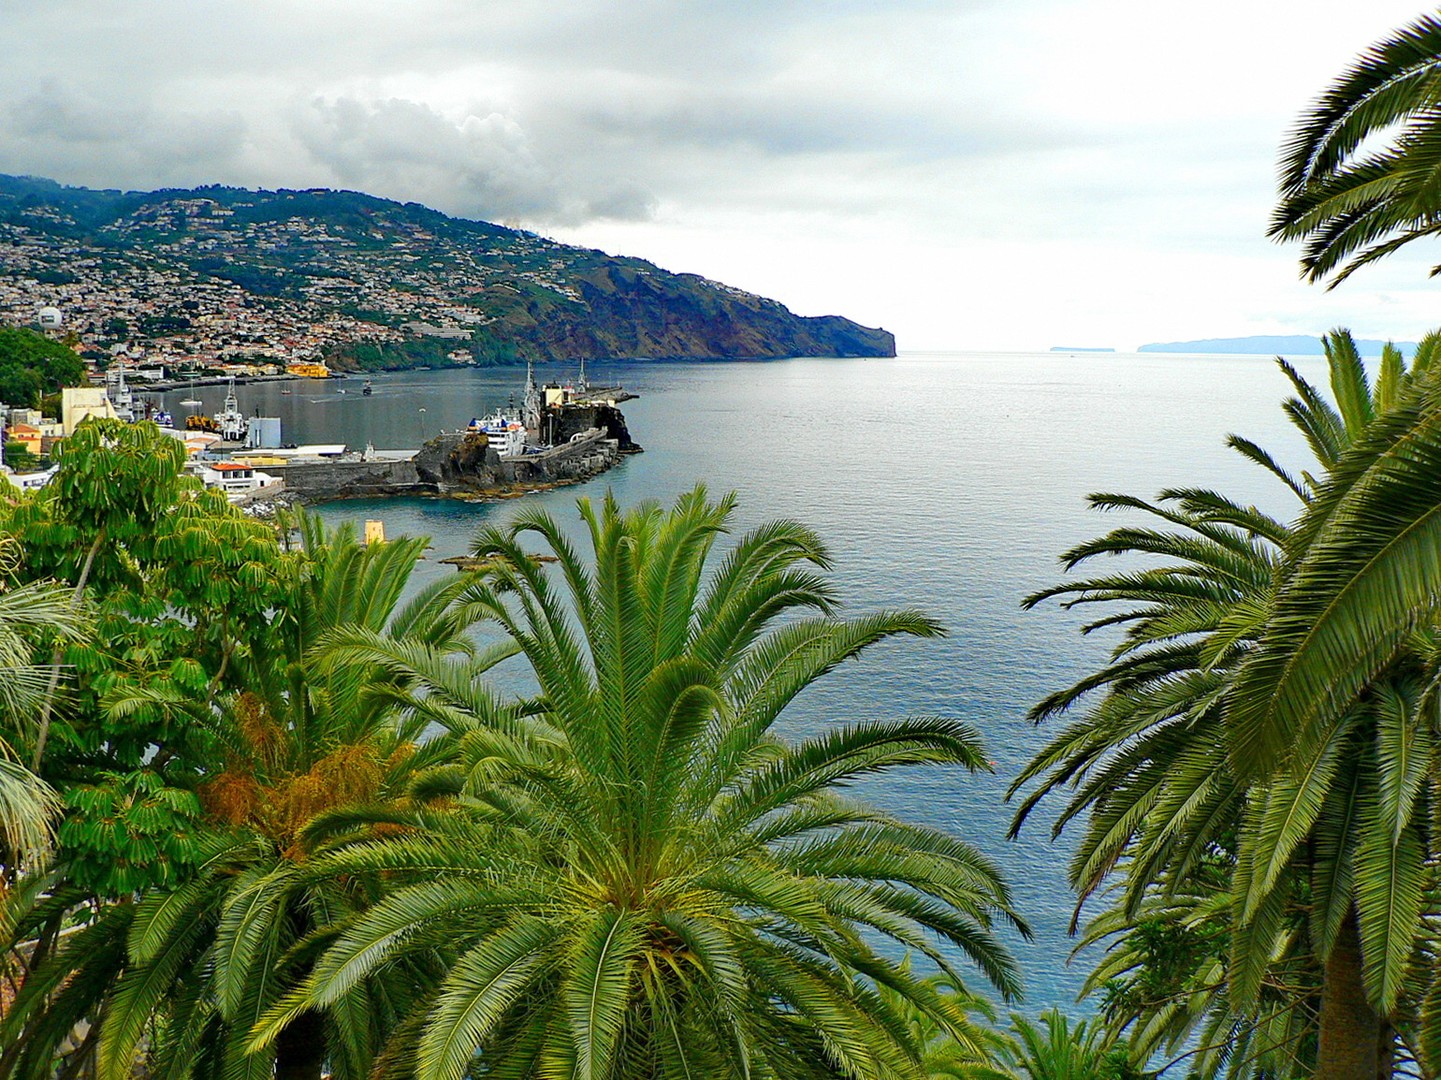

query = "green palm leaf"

[
  {"left": 284, "top": 488, "right": 1019, "bottom": 1079},
  {"left": 417, "top": 916, "right": 561, "bottom": 1080},
  {"left": 566, "top": 907, "right": 642, "bottom": 1080},
  {"left": 1355, "top": 801, "right": 1425, "bottom": 1012}
]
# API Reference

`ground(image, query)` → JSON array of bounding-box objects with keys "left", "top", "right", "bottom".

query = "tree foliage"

[
  {"left": 1271, "top": 13, "right": 1441, "bottom": 286},
  {"left": 0, "top": 327, "right": 85, "bottom": 409},
  {"left": 1014, "top": 330, "right": 1441, "bottom": 1076},
  {"left": 258, "top": 488, "right": 1025, "bottom": 1080}
]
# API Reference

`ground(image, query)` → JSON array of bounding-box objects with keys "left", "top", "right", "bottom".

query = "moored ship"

[
  {"left": 467, "top": 409, "right": 528, "bottom": 459},
  {"left": 105, "top": 366, "right": 135, "bottom": 423},
  {"left": 214, "top": 378, "right": 248, "bottom": 442}
]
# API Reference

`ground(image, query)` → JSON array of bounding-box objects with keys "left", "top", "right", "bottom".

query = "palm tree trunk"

[
  {"left": 274, "top": 1008, "right": 326, "bottom": 1080},
  {"left": 1317, "top": 908, "right": 1380, "bottom": 1079}
]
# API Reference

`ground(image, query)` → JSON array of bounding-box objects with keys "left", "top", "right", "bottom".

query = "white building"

[
  {"left": 196, "top": 461, "right": 281, "bottom": 500},
  {"left": 2, "top": 466, "right": 57, "bottom": 491}
]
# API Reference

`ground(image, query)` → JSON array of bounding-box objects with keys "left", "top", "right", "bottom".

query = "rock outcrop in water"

[
  {"left": 412, "top": 428, "right": 624, "bottom": 496},
  {"left": 548, "top": 403, "right": 642, "bottom": 453}
]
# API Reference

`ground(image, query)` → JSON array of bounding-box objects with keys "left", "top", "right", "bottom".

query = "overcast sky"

[{"left": 1, "top": 1, "right": 1436, "bottom": 351}]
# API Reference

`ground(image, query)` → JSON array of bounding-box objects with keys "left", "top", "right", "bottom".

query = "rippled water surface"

[{"left": 168, "top": 350, "right": 1324, "bottom": 1008}]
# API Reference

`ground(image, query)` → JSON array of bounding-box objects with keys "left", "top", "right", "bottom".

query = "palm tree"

[
  {"left": 1014, "top": 332, "right": 1441, "bottom": 1075},
  {"left": 999, "top": 1010, "right": 1141, "bottom": 1080},
  {"left": 1270, "top": 13, "right": 1441, "bottom": 286},
  {"left": 0, "top": 516, "right": 511, "bottom": 1080},
  {"left": 1008, "top": 475, "right": 1301, "bottom": 1071},
  {"left": 257, "top": 488, "right": 1027, "bottom": 1080},
  {"left": 874, "top": 967, "right": 1015, "bottom": 1079},
  {"left": 0, "top": 564, "right": 83, "bottom": 865},
  {"left": 1220, "top": 346, "right": 1441, "bottom": 1073}
]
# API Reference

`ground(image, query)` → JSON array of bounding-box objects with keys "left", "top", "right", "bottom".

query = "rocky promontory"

[
  {"left": 413, "top": 427, "right": 624, "bottom": 495},
  {"left": 259, "top": 425, "right": 625, "bottom": 504}
]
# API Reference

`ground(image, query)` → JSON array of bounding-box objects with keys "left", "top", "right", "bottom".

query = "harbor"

[
  {"left": 3, "top": 360, "right": 642, "bottom": 503},
  {"left": 248, "top": 425, "right": 627, "bottom": 505},
  {"left": 162, "top": 361, "right": 640, "bottom": 506}
]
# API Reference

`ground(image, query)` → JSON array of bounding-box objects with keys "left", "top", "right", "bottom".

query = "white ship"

[
  {"left": 467, "top": 408, "right": 527, "bottom": 458},
  {"left": 106, "top": 366, "right": 135, "bottom": 423},
  {"left": 215, "top": 378, "right": 248, "bottom": 442}
]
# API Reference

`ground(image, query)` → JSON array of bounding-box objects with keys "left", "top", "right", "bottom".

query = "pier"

[
  {"left": 242, "top": 427, "right": 624, "bottom": 505},
  {"left": 146, "top": 373, "right": 303, "bottom": 392}
]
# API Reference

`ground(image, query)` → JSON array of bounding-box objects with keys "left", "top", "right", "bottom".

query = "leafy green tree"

[
  {"left": 0, "top": 369, "right": 40, "bottom": 411},
  {"left": 3, "top": 440, "right": 36, "bottom": 470},
  {"left": 3, "top": 516, "right": 508, "bottom": 1080},
  {"left": 0, "top": 421, "right": 295, "bottom": 1077},
  {"left": 6, "top": 420, "right": 286, "bottom": 778},
  {"left": 258, "top": 488, "right": 1027, "bottom": 1080},
  {"left": 1014, "top": 331, "right": 1441, "bottom": 1076},
  {"left": 0, "top": 327, "right": 85, "bottom": 408},
  {"left": 1270, "top": 13, "right": 1441, "bottom": 285}
]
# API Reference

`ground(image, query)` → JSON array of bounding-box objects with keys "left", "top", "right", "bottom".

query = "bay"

[{"left": 159, "top": 351, "right": 1320, "bottom": 1010}]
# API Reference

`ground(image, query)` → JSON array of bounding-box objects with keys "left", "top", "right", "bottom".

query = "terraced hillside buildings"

[{"left": 0, "top": 176, "right": 895, "bottom": 372}]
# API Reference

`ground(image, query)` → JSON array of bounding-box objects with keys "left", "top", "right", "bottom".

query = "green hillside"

[{"left": 0, "top": 175, "right": 894, "bottom": 368}]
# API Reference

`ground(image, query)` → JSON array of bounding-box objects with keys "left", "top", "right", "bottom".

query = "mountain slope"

[{"left": 0, "top": 175, "right": 894, "bottom": 368}]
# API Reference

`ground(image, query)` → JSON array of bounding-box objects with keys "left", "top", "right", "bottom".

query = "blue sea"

[{"left": 161, "top": 350, "right": 1321, "bottom": 1010}]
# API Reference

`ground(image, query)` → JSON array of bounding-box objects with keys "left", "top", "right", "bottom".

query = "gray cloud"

[
  {"left": 0, "top": 0, "right": 1036, "bottom": 227},
  {"left": 289, "top": 94, "right": 659, "bottom": 225},
  {"left": 0, "top": 0, "right": 1432, "bottom": 349},
  {"left": 0, "top": 81, "right": 249, "bottom": 190}
]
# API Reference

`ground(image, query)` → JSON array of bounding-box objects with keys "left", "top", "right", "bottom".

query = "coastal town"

[
  {"left": 0, "top": 190, "right": 557, "bottom": 372},
  {"left": 0, "top": 329, "right": 640, "bottom": 508},
  {"left": 0, "top": 182, "right": 640, "bottom": 376},
  {"left": 0, "top": 182, "right": 672, "bottom": 503},
  {"left": 0, "top": 177, "right": 895, "bottom": 376}
]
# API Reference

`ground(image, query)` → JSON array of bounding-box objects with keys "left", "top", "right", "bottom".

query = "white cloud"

[{"left": 0, "top": 0, "right": 1435, "bottom": 347}]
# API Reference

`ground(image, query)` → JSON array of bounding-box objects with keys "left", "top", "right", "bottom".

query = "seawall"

[{"left": 264, "top": 427, "right": 623, "bottom": 503}]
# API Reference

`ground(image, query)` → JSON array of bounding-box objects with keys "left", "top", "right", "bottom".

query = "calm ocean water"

[{"left": 160, "top": 350, "right": 1322, "bottom": 1009}]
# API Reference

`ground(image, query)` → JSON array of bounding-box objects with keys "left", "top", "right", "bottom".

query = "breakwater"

[
  {"left": 148, "top": 373, "right": 302, "bottom": 391},
  {"left": 263, "top": 427, "right": 624, "bottom": 503}
]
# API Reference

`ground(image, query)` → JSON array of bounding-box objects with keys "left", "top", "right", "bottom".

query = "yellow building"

[
  {"left": 61, "top": 387, "right": 119, "bottom": 435},
  {"left": 286, "top": 362, "right": 331, "bottom": 378}
]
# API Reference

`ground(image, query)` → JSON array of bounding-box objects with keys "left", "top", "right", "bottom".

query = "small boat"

[
  {"left": 280, "top": 389, "right": 293, "bottom": 395},
  {"left": 179, "top": 398, "right": 203, "bottom": 407}
]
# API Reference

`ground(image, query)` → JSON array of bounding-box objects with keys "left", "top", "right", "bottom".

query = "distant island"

[
  {"left": 1138, "top": 335, "right": 1415, "bottom": 356},
  {"left": 1049, "top": 346, "right": 1116, "bottom": 353},
  {"left": 0, "top": 175, "right": 894, "bottom": 371}
]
